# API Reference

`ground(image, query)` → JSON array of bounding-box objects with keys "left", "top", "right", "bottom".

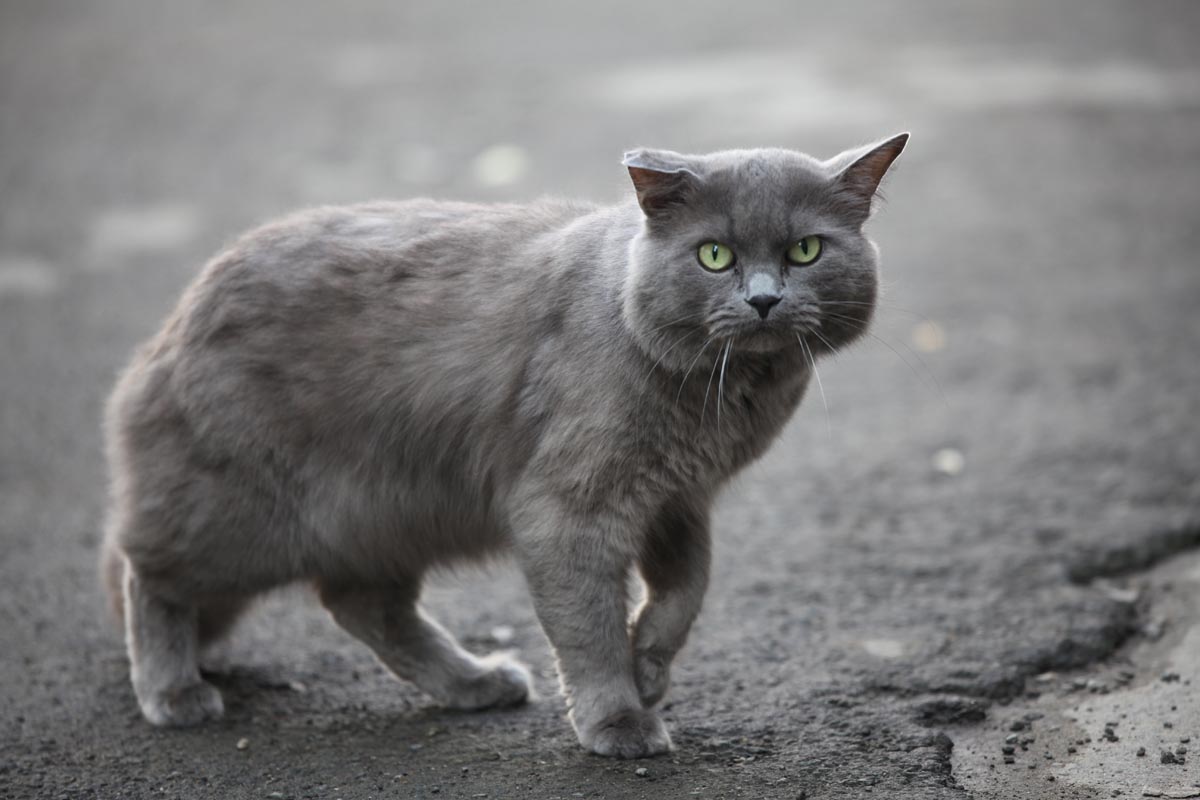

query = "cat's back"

[
  {"left": 161, "top": 196, "right": 596, "bottom": 357},
  {"left": 111, "top": 197, "right": 603, "bottom": 463}
]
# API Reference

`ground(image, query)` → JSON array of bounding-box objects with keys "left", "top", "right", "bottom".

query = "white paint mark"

[
  {"left": 0, "top": 255, "right": 61, "bottom": 297},
  {"left": 88, "top": 205, "right": 200, "bottom": 261},
  {"left": 472, "top": 144, "right": 530, "bottom": 188},
  {"left": 861, "top": 638, "right": 906, "bottom": 659},
  {"left": 932, "top": 448, "right": 966, "bottom": 476}
]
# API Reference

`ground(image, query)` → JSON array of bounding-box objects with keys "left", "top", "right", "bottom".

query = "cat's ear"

[
  {"left": 828, "top": 133, "right": 909, "bottom": 221},
  {"left": 623, "top": 148, "right": 698, "bottom": 217}
]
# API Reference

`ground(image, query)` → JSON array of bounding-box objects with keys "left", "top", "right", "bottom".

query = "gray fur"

[{"left": 102, "top": 134, "right": 907, "bottom": 757}]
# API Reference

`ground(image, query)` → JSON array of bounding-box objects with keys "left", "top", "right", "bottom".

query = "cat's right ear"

[{"left": 623, "top": 149, "right": 698, "bottom": 218}]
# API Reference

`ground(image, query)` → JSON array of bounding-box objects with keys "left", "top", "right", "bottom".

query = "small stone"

[
  {"left": 1160, "top": 750, "right": 1180, "bottom": 764},
  {"left": 1180, "top": 737, "right": 1191, "bottom": 744},
  {"left": 1010, "top": 720, "right": 1029, "bottom": 732},
  {"left": 1137, "top": 747, "right": 1146, "bottom": 757},
  {"left": 1165, "top": 722, "right": 1174, "bottom": 729},
  {"left": 236, "top": 738, "right": 249, "bottom": 751},
  {"left": 635, "top": 767, "right": 649, "bottom": 777},
  {"left": 489, "top": 625, "right": 515, "bottom": 645},
  {"left": 1002, "top": 746, "right": 1016, "bottom": 756},
  {"left": 1162, "top": 672, "right": 1181, "bottom": 683},
  {"left": 1067, "top": 746, "right": 1077, "bottom": 754},
  {"left": 1005, "top": 734, "right": 1019, "bottom": 745}
]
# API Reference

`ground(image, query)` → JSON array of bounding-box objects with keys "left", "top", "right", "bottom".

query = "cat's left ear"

[
  {"left": 828, "top": 133, "right": 909, "bottom": 221},
  {"left": 623, "top": 148, "right": 699, "bottom": 218}
]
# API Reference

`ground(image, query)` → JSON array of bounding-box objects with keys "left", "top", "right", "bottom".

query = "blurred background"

[{"left": 2, "top": 1, "right": 1198, "bottom": 798}]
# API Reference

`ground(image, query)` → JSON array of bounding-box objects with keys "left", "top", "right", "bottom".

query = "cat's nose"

[{"left": 746, "top": 294, "right": 781, "bottom": 319}]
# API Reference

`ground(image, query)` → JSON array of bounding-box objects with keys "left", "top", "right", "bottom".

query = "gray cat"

[{"left": 101, "top": 134, "right": 907, "bottom": 758}]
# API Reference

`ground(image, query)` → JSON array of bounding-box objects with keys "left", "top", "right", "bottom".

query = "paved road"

[{"left": 2, "top": 1, "right": 1198, "bottom": 798}]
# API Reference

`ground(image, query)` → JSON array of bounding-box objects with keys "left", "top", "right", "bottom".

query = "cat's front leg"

[
  {"left": 631, "top": 500, "right": 711, "bottom": 708},
  {"left": 513, "top": 497, "right": 671, "bottom": 759}
]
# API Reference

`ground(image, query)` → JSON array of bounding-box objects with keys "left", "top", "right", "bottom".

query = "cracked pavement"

[{"left": 2, "top": 1, "right": 1198, "bottom": 797}]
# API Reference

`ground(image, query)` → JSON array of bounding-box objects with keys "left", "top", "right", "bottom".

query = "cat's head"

[{"left": 621, "top": 134, "right": 907, "bottom": 370}]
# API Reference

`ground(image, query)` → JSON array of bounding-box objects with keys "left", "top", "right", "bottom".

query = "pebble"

[
  {"left": 236, "top": 738, "right": 249, "bottom": 751},
  {"left": 635, "top": 767, "right": 649, "bottom": 777},
  {"left": 1161, "top": 672, "right": 1181, "bottom": 683},
  {"left": 1137, "top": 747, "right": 1146, "bottom": 757}
]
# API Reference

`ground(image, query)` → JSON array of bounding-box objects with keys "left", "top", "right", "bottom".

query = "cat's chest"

[{"left": 640, "top": 356, "right": 809, "bottom": 488}]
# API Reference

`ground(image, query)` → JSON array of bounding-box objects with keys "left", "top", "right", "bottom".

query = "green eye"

[
  {"left": 698, "top": 242, "right": 735, "bottom": 272},
  {"left": 786, "top": 235, "right": 822, "bottom": 266}
]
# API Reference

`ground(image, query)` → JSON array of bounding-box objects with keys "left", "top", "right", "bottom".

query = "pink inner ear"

[
  {"left": 627, "top": 166, "right": 692, "bottom": 216},
  {"left": 838, "top": 134, "right": 908, "bottom": 213}
]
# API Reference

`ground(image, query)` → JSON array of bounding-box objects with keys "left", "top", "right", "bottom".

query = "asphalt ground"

[{"left": 2, "top": 1, "right": 1199, "bottom": 798}]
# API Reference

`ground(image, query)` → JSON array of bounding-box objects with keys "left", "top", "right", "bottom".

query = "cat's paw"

[
  {"left": 633, "top": 649, "right": 670, "bottom": 707},
  {"left": 579, "top": 708, "right": 672, "bottom": 759},
  {"left": 138, "top": 680, "right": 224, "bottom": 727},
  {"left": 442, "top": 653, "right": 532, "bottom": 711}
]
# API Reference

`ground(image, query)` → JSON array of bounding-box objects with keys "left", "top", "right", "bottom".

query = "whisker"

[
  {"left": 822, "top": 299, "right": 937, "bottom": 325},
  {"left": 717, "top": 339, "right": 732, "bottom": 432},
  {"left": 676, "top": 336, "right": 715, "bottom": 405},
  {"left": 646, "top": 311, "right": 708, "bottom": 335},
  {"left": 643, "top": 329, "right": 697, "bottom": 384},
  {"left": 819, "top": 311, "right": 947, "bottom": 407},
  {"left": 798, "top": 334, "right": 831, "bottom": 438},
  {"left": 700, "top": 341, "right": 724, "bottom": 429}
]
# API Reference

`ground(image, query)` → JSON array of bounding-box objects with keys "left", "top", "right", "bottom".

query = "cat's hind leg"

[
  {"left": 631, "top": 500, "right": 711, "bottom": 708},
  {"left": 123, "top": 567, "right": 225, "bottom": 726},
  {"left": 318, "top": 581, "right": 531, "bottom": 710}
]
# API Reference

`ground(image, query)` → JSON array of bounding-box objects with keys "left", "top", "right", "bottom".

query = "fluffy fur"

[{"left": 102, "top": 134, "right": 907, "bottom": 757}]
